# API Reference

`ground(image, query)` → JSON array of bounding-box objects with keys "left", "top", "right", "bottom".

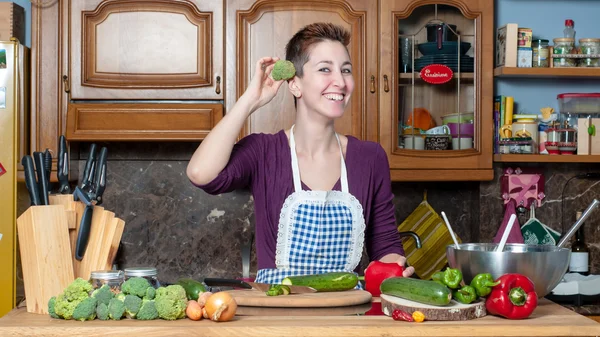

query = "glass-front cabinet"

[{"left": 379, "top": 0, "right": 494, "bottom": 181}]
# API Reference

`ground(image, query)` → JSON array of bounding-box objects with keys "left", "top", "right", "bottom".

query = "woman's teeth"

[{"left": 324, "top": 93, "right": 344, "bottom": 101}]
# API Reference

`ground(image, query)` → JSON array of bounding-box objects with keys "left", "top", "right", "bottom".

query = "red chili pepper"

[
  {"left": 364, "top": 261, "right": 404, "bottom": 297},
  {"left": 485, "top": 273, "right": 538, "bottom": 319},
  {"left": 392, "top": 309, "right": 414, "bottom": 322}
]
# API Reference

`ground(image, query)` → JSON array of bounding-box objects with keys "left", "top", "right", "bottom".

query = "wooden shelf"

[
  {"left": 494, "top": 67, "right": 600, "bottom": 78},
  {"left": 494, "top": 154, "right": 600, "bottom": 163},
  {"left": 399, "top": 73, "right": 474, "bottom": 79}
]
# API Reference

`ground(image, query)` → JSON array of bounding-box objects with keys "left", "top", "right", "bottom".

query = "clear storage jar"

[
  {"left": 579, "top": 38, "right": 600, "bottom": 67},
  {"left": 90, "top": 270, "right": 124, "bottom": 292},
  {"left": 553, "top": 38, "right": 576, "bottom": 67},
  {"left": 532, "top": 39, "right": 549, "bottom": 67},
  {"left": 124, "top": 267, "right": 160, "bottom": 288}
]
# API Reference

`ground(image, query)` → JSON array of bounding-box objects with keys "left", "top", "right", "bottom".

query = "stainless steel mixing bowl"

[{"left": 446, "top": 243, "right": 571, "bottom": 298}]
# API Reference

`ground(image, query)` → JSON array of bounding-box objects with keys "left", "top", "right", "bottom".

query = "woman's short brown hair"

[{"left": 285, "top": 22, "right": 351, "bottom": 78}]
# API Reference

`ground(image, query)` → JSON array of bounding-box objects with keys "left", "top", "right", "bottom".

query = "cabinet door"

[
  {"left": 69, "top": 0, "right": 223, "bottom": 100},
  {"left": 380, "top": 0, "right": 494, "bottom": 181},
  {"left": 226, "top": 0, "right": 377, "bottom": 139}
]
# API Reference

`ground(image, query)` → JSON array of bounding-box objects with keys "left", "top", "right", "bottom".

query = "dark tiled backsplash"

[{"left": 16, "top": 142, "right": 600, "bottom": 298}]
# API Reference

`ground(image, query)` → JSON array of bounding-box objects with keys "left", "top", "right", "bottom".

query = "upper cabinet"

[
  {"left": 226, "top": 0, "right": 378, "bottom": 140},
  {"left": 379, "top": 0, "right": 494, "bottom": 181}
]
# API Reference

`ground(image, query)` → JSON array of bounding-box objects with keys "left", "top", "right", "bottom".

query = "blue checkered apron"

[{"left": 256, "top": 125, "right": 365, "bottom": 285}]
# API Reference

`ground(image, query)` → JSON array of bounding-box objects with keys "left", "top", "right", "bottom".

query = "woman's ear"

[{"left": 288, "top": 78, "right": 301, "bottom": 98}]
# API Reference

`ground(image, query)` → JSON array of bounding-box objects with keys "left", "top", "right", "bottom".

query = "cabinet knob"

[
  {"left": 370, "top": 75, "right": 376, "bottom": 93},
  {"left": 215, "top": 75, "right": 221, "bottom": 95},
  {"left": 383, "top": 75, "right": 389, "bottom": 93},
  {"left": 62, "top": 75, "right": 70, "bottom": 94}
]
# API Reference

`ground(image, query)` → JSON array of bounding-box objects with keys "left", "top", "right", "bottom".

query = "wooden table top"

[{"left": 0, "top": 299, "right": 599, "bottom": 336}]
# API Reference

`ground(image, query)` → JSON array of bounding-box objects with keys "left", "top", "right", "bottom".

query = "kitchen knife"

[
  {"left": 21, "top": 155, "right": 41, "bottom": 206},
  {"left": 73, "top": 186, "right": 93, "bottom": 261},
  {"left": 43, "top": 149, "right": 52, "bottom": 186},
  {"left": 33, "top": 151, "right": 49, "bottom": 205},
  {"left": 203, "top": 278, "right": 317, "bottom": 293},
  {"left": 93, "top": 147, "right": 108, "bottom": 205},
  {"left": 80, "top": 143, "right": 97, "bottom": 192},
  {"left": 57, "top": 135, "right": 71, "bottom": 194}
]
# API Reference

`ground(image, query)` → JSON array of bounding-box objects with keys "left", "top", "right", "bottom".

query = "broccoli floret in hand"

[
  {"left": 48, "top": 296, "right": 59, "bottom": 319},
  {"left": 271, "top": 60, "right": 296, "bottom": 81},
  {"left": 91, "top": 284, "right": 114, "bottom": 306},
  {"left": 124, "top": 294, "right": 143, "bottom": 318},
  {"left": 121, "top": 277, "right": 152, "bottom": 298},
  {"left": 136, "top": 300, "right": 159, "bottom": 320},
  {"left": 155, "top": 285, "right": 187, "bottom": 320},
  {"left": 54, "top": 278, "right": 94, "bottom": 319},
  {"left": 72, "top": 297, "right": 98, "bottom": 321},
  {"left": 108, "top": 297, "right": 126, "bottom": 320},
  {"left": 96, "top": 302, "right": 109, "bottom": 320}
]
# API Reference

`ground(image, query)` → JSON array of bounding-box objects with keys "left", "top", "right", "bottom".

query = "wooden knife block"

[{"left": 16, "top": 205, "right": 75, "bottom": 314}]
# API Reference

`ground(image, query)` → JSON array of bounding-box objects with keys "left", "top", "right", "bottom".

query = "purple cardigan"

[{"left": 197, "top": 130, "right": 404, "bottom": 270}]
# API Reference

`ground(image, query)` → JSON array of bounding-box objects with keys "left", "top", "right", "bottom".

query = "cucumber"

[
  {"left": 176, "top": 278, "right": 206, "bottom": 301},
  {"left": 380, "top": 277, "right": 452, "bottom": 306},
  {"left": 281, "top": 272, "right": 358, "bottom": 292}
]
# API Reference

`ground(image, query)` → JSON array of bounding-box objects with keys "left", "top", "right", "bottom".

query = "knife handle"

[
  {"left": 57, "top": 135, "right": 71, "bottom": 194},
  {"left": 81, "top": 143, "right": 97, "bottom": 191},
  {"left": 75, "top": 206, "right": 93, "bottom": 260},
  {"left": 33, "top": 152, "right": 49, "bottom": 205},
  {"left": 43, "top": 149, "right": 52, "bottom": 184},
  {"left": 21, "top": 155, "right": 41, "bottom": 206},
  {"left": 93, "top": 147, "right": 108, "bottom": 204},
  {"left": 203, "top": 278, "right": 252, "bottom": 289}
]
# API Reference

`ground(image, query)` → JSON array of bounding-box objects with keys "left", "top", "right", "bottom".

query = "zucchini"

[
  {"left": 281, "top": 272, "right": 358, "bottom": 292},
  {"left": 380, "top": 277, "right": 452, "bottom": 306},
  {"left": 176, "top": 278, "right": 206, "bottom": 301}
]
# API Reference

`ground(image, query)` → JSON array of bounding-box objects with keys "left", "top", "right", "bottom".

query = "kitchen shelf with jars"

[
  {"left": 492, "top": 19, "right": 600, "bottom": 163},
  {"left": 379, "top": 1, "right": 494, "bottom": 181}
]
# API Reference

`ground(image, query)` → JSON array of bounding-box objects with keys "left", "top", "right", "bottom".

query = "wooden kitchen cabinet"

[{"left": 226, "top": 0, "right": 378, "bottom": 140}]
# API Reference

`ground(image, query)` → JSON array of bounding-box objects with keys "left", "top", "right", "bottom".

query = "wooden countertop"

[{"left": 1, "top": 299, "right": 599, "bottom": 336}]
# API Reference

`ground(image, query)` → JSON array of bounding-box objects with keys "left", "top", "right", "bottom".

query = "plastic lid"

[
  {"left": 124, "top": 267, "right": 158, "bottom": 277},
  {"left": 90, "top": 270, "right": 124, "bottom": 280},
  {"left": 579, "top": 38, "right": 600, "bottom": 43},
  {"left": 565, "top": 19, "right": 574, "bottom": 27},
  {"left": 533, "top": 39, "right": 549, "bottom": 43},
  {"left": 557, "top": 93, "right": 600, "bottom": 99},
  {"left": 553, "top": 38, "right": 574, "bottom": 42}
]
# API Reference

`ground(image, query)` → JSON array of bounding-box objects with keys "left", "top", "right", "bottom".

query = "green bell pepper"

[
  {"left": 443, "top": 267, "right": 463, "bottom": 289},
  {"left": 470, "top": 273, "right": 500, "bottom": 297},
  {"left": 431, "top": 271, "right": 445, "bottom": 285},
  {"left": 453, "top": 285, "right": 477, "bottom": 304}
]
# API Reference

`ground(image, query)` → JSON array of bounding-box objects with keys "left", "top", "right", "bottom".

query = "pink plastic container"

[{"left": 447, "top": 122, "right": 474, "bottom": 137}]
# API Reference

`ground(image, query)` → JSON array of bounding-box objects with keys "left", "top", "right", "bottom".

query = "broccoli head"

[
  {"left": 108, "top": 297, "right": 126, "bottom": 320},
  {"left": 96, "top": 302, "right": 109, "bottom": 320},
  {"left": 72, "top": 297, "right": 98, "bottom": 321},
  {"left": 144, "top": 287, "right": 156, "bottom": 301},
  {"left": 124, "top": 294, "right": 143, "bottom": 318},
  {"left": 91, "top": 284, "right": 114, "bottom": 306},
  {"left": 48, "top": 296, "right": 59, "bottom": 319},
  {"left": 121, "top": 277, "right": 152, "bottom": 298},
  {"left": 271, "top": 60, "right": 296, "bottom": 81},
  {"left": 136, "top": 300, "right": 158, "bottom": 320},
  {"left": 54, "top": 278, "right": 94, "bottom": 319},
  {"left": 155, "top": 285, "right": 187, "bottom": 320}
]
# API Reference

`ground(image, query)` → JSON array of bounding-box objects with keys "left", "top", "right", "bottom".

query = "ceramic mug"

[
  {"left": 452, "top": 136, "right": 473, "bottom": 150},
  {"left": 425, "top": 125, "right": 451, "bottom": 135},
  {"left": 403, "top": 135, "right": 425, "bottom": 150}
]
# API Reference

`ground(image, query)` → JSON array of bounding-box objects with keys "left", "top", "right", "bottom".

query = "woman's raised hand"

[{"left": 240, "top": 57, "right": 287, "bottom": 114}]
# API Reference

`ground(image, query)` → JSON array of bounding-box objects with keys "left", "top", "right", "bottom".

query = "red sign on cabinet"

[{"left": 420, "top": 64, "right": 453, "bottom": 84}]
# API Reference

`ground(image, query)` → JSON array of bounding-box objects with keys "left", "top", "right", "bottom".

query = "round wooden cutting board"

[
  {"left": 227, "top": 289, "right": 372, "bottom": 308},
  {"left": 380, "top": 294, "right": 487, "bottom": 321}
]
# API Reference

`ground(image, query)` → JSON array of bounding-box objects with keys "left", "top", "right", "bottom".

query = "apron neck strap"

[{"left": 289, "top": 125, "right": 348, "bottom": 193}]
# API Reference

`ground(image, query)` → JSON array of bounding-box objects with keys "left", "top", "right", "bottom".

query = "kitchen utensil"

[
  {"left": 203, "top": 278, "right": 317, "bottom": 294},
  {"left": 57, "top": 135, "right": 71, "bottom": 194},
  {"left": 496, "top": 214, "right": 517, "bottom": 252},
  {"left": 226, "top": 289, "right": 371, "bottom": 308},
  {"left": 557, "top": 199, "right": 600, "bottom": 248},
  {"left": 21, "top": 155, "right": 41, "bottom": 206},
  {"left": 380, "top": 294, "right": 486, "bottom": 321},
  {"left": 241, "top": 232, "right": 253, "bottom": 281},
  {"left": 440, "top": 212, "right": 460, "bottom": 249},
  {"left": 32, "top": 151, "right": 49, "bottom": 205},
  {"left": 521, "top": 204, "right": 560, "bottom": 245}
]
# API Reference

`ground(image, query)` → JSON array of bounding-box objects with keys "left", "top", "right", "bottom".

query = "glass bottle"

[
  {"left": 563, "top": 19, "right": 575, "bottom": 40},
  {"left": 569, "top": 211, "right": 590, "bottom": 276},
  {"left": 124, "top": 267, "right": 161, "bottom": 288},
  {"left": 90, "top": 270, "right": 125, "bottom": 291}
]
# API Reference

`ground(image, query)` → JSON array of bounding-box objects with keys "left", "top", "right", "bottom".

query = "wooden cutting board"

[
  {"left": 227, "top": 289, "right": 372, "bottom": 308},
  {"left": 236, "top": 302, "right": 373, "bottom": 316},
  {"left": 380, "top": 294, "right": 487, "bottom": 320}
]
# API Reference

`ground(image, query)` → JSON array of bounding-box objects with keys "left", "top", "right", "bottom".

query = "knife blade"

[
  {"left": 57, "top": 135, "right": 71, "bottom": 194},
  {"left": 203, "top": 278, "right": 317, "bottom": 294},
  {"left": 21, "top": 155, "right": 41, "bottom": 206}
]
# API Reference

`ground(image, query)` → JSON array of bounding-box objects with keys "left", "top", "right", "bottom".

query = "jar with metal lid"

[
  {"left": 532, "top": 39, "right": 549, "bottom": 67},
  {"left": 579, "top": 38, "right": 600, "bottom": 67},
  {"left": 124, "top": 267, "right": 160, "bottom": 288},
  {"left": 90, "top": 270, "right": 124, "bottom": 292},
  {"left": 553, "top": 38, "right": 576, "bottom": 67}
]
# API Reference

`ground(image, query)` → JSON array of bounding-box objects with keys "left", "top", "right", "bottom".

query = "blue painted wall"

[
  {"left": 495, "top": 0, "right": 600, "bottom": 115},
  {"left": 0, "top": 0, "right": 30, "bottom": 47}
]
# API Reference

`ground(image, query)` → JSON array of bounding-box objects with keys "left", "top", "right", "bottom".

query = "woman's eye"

[
  {"left": 319, "top": 68, "right": 331, "bottom": 72},
  {"left": 342, "top": 68, "right": 352, "bottom": 74}
]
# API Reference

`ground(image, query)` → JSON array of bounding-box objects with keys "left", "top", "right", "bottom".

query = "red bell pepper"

[
  {"left": 485, "top": 273, "right": 538, "bottom": 319},
  {"left": 364, "top": 261, "right": 404, "bottom": 297}
]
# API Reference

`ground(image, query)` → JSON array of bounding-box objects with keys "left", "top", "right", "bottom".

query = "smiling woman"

[{"left": 186, "top": 22, "right": 414, "bottom": 286}]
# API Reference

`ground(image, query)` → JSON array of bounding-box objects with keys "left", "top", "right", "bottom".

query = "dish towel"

[{"left": 493, "top": 199, "right": 524, "bottom": 244}]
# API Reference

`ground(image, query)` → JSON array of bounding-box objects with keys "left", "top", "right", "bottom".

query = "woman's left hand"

[{"left": 379, "top": 253, "right": 415, "bottom": 277}]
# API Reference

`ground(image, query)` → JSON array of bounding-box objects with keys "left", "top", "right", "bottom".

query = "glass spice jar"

[
  {"left": 579, "top": 38, "right": 600, "bottom": 67},
  {"left": 553, "top": 38, "right": 576, "bottom": 67},
  {"left": 124, "top": 267, "right": 161, "bottom": 288},
  {"left": 90, "top": 270, "right": 124, "bottom": 292},
  {"left": 532, "top": 39, "right": 549, "bottom": 67}
]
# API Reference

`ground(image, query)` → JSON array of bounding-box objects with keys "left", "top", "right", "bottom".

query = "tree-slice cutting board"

[
  {"left": 380, "top": 294, "right": 487, "bottom": 321},
  {"left": 227, "top": 289, "right": 372, "bottom": 308}
]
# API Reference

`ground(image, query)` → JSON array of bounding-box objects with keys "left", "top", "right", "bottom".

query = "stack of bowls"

[{"left": 415, "top": 41, "right": 474, "bottom": 72}]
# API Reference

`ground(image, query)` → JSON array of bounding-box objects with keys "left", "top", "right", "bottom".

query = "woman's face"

[{"left": 292, "top": 40, "right": 354, "bottom": 120}]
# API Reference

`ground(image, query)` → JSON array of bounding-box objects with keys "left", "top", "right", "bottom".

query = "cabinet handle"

[
  {"left": 215, "top": 76, "right": 221, "bottom": 95},
  {"left": 383, "top": 75, "right": 389, "bottom": 93},
  {"left": 62, "top": 75, "right": 70, "bottom": 93},
  {"left": 370, "top": 75, "right": 376, "bottom": 93}
]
